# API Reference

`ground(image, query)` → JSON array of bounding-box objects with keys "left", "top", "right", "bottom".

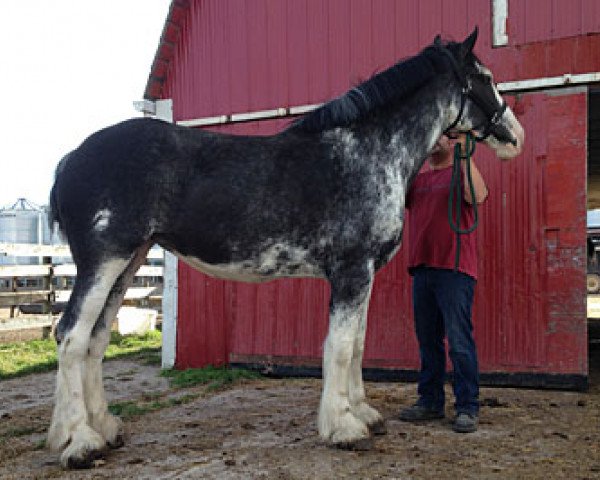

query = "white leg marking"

[
  {"left": 85, "top": 327, "right": 123, "bottom": 447},
  {"left": 47, "top": 258, "right": 129, "bottom": 467},
  {"left": 84, "top": 249, "right": 148, "bottom": 448},
  {"left": 319, "top": 279, "right": 374, "bottom": 445},
  {"left": 348, "top": 283, "right": 383, "bottom": 429}
]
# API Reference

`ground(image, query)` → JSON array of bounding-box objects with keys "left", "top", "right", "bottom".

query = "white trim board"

[
  {"left": 147, "top": 99, "right": 177, "bottom": 370},
  {"left": 168, "top": 73, "right": 600, "bottom": 128},
  {"left": 498, "top": 72, "right": 600, "bottom": 93}
]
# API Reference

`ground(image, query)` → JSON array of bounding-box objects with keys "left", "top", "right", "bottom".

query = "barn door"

[
  {"left": 539, "top": 88, "right": 588, "bottom": 381},
  {"left": 471, "top": 87, "right": 587, "bottom": 386}
]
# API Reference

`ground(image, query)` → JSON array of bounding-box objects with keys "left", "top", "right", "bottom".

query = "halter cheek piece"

[{"left": 437, "top": 47, "right": 508, "bottom": 141}]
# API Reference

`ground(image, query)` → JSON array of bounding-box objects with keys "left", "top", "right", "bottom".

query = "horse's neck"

[{"left": 353, "top": 82, "right": 461, "bottom": 178}]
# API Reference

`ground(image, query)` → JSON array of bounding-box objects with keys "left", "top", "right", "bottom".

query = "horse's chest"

[{"left": 368, "top": 167, "right": 406, "bottom": 242}]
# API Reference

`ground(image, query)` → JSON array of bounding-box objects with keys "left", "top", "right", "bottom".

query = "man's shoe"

[
  {"left": 452, "top": 413, "right": 478, "bottom": 433},
  {"left": 399, "top": 405, "right": 445, "bottom": 422}
]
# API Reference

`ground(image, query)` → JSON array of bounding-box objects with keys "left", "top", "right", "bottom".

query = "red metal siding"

[
  {"left": 473, "top": 91, "right": 587, "bottom": 374},
  {"left": 163, "top": 1, "right": 590, "bottom": 380},
  {"left": 509, "top": 0, "right": 600, "bottom": 45},
  {"left": 160, "top": 1, "right": 600, "bottom": 108}
]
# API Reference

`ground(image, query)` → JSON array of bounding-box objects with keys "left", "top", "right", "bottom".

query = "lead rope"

[{"left": 448, "top": 133, "right": 479, "bottom": 271}]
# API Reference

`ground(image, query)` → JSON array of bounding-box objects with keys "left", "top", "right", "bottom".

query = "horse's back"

[{"left": 50, "top": 118, "right": 337, "bottom": 265}]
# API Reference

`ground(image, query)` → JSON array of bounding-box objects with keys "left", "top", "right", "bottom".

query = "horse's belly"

[{"left": 173, "top": 244, "right": 323, "bottom": 283}]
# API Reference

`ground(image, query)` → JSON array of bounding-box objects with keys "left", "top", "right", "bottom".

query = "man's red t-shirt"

[{"left": 405, "top": 166, "right": 480, "bottom": 279}]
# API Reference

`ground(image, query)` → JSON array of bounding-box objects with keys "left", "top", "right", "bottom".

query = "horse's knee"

[
  {"left": 88, "top": 329, "right": 111, "bottom": 359},
  {"left": 56, "top": 332, "right": 91, "bottom": 374},
  {"left": 325, "top": 337, "right": 354, "bottom": 366}
]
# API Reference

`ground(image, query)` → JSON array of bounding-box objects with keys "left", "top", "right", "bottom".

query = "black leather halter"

[{"left": 438, "top": 47, "right": 508, "bottom": 141}]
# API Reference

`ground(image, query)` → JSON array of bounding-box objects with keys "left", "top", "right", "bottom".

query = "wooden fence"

[{"left": 0, "top": 243, "right": 163, "bottom": 317}]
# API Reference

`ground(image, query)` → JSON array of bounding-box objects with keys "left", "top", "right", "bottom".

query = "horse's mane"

[{"left": 289, "top": 40, "right": 465, "bottom": 133}]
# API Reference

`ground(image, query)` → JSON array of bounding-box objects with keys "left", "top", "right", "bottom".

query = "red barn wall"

[{"left": 158, "top": 0, "right": 594, "bottom": 385}]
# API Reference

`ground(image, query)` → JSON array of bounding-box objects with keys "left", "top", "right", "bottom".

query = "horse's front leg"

[
  {"left": 348, "top": 309, "right": 386, "bottom": 435},
  {"left": 319, "top": 263, "right": 374, "bottom": 449}
]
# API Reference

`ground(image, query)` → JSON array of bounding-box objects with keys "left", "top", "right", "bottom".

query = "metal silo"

[{"left": 0, "top": 198, "right": 46, "bottom": 265}]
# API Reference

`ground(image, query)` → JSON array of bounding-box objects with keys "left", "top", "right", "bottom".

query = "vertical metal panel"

[
  {"left": 349, "top": 0, "right": 372, "bottom": 84},
  {"left": 372, "top": 1, "right": 396, "bottom": 69},
  {"left": 177, "top": 262, "right": 229, "bottom": 368},
  {"left": 327, "top": 0, "right": 352, "bottom": 97},
  {"left": 165, "top": 0, "right": 589, "bottom": 380},
  {"left": 417, "top": 0, "right": 442, "bottom": 45},
  {"left": 509, "top": 0, "right": 600, "bottom": 45},
  {"left": 442, "top": 0, "right": 470, "bottom": 41},
  {"left": 582, "top": 0, "right": 600, "bottom": 34},
  {"left": 394, "top": 1, "right": 419, "bottom": 55},
  {"left": 287, "top": 0, "right": 309, "bottom": 105},
  {"left": 305, "top": 0, "right": 329, "bottom": 103}
]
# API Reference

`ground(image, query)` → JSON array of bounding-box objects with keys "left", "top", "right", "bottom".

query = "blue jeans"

[{"left": 412, "top": 267, "right": 479, "bottom": 415}]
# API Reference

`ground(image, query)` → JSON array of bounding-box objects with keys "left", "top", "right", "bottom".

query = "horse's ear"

[
  {"left": 434, "top": 34, "right": 442, "bottom": 47},
  {"left": 460, "top": 27, "right": 478, "bottom": 58}
]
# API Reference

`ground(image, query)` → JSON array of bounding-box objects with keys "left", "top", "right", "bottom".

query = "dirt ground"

[{"left": 0, "top": 348, "right": 599, "bottom": 480}]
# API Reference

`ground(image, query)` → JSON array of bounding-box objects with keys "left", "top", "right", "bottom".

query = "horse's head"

[{"left": 434, "top": 28, "right": 524, "bottom": 159}]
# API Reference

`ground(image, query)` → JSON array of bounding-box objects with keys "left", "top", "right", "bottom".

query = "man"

[{"left": 400, "top": 134, "right": 488, "bottom": 433}]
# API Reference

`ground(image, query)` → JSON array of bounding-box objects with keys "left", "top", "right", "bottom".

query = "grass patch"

[
  {"left": 107, "top": 372, "right": 254, "bottom": 420},
  {"left": 108, "top": 393, "right": 200, "bottom": 419},
  {"left": 0, "top": 426, "right": 39, "bottom": 439},
  {"left": 0, "top": 330, "right": 162, "bottom": 380},
  {"left": 33, "top": 439, "right": 46, "bottom": 450},
  {"left": 105, "top": 330, "right": 162, "bottom": 360},
  {"left": 0, "top": 425, "right": 46, "bottom": 447},
  {"left": 108, "top": 400, "right": 156, "bottom": 418},
  {"left": 161, "top": 365, "right": 262, "bottom": 390}
]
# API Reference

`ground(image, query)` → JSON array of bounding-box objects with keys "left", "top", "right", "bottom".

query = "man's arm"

[
  {"left": 457, "top": 135, "right": 488, "bottom": 205},
  {"left": 461, "top": 159, "right": 488, "bottom": 204}
]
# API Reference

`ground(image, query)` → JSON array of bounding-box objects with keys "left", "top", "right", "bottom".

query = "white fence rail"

[
  {"left": 0, "top": 264, "right": 163, "bottom": 278},
  {"left": 0, "top": 243, "right": 163, "bottom": 259},
  {"left": 0, "top": 244, "right": 163, "bottom": 312}
]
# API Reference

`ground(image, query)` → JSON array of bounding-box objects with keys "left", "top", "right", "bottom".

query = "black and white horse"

[{"left": 47, "top": 29, "right": 523, "bottom": 468}]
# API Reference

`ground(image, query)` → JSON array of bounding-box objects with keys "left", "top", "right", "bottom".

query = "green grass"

[
  {"left": 108, "top": 393, "right": 200, "bottom": 419},
  {"left": 161, "top": 365, "right": 262, "bottom": 390},
  {"left": 0, "top": 330, "right": 162, "bottom": 380},
  {"left": 0, "top": 426, "right": 45, "bottom": 447},
  {"left": 106, "top": 366, "right": 262, "bottom": 419}
]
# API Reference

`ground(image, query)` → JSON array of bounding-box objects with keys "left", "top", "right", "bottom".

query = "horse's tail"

[{"left": 48, "top": 152, "right": 71, "bottom": 238}]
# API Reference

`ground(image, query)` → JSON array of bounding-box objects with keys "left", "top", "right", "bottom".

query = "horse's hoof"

[
  {"left": 65, "top": 448, "right": 105, "bottom": 470},
  {"left": 107, "top": 434, "right": 125, "bottom": 449},
  {"left": 333, "top": 436, "right": 374, "bottom": 451},
  {"left": 368, "top": 419, "right": 387, "bottom": 436}
]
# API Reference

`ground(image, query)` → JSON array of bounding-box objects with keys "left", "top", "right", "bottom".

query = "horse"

[{"left": 47, "top": 28, "right": 523, "bottom": 468}]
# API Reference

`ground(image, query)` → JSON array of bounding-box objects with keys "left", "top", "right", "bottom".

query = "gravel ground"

[{"left": 0, "top": 347, "right": 598, "bottom": 480}]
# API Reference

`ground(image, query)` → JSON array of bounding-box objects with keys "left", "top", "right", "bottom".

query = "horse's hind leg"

[
  {"left": 319, "top": 262, "right": 374, "bottom": 449},
  {"left": 47, "top": 256, "right": 131, "bottom": 469},
  {"left": 84, "top": 243, "right": 152, "bottom": 450}
]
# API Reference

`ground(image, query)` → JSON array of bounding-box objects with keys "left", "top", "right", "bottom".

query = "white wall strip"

[
  {"left": 169, "top": 73, "right": 600, "bottom": 128},
  {"left": 498, "top": 72, "right": 600, "bottom": 93},
  {"left": 178, "top": 115, "right": 228, "bottom": 127},
  {"left": 289, "top": 103, "right": 323, "bottom": 115},
  {"left": 151, "top": 98, "right": 178, "bottom": 370},
  {"left": 175, "top": 104, "right": 322, "bottom": 127},
  {"left": 231, "top": 108, "right": 287, "bottom": 122},
  {"left": 492, "top": 0, "right": 509, "bottom": 47}
]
